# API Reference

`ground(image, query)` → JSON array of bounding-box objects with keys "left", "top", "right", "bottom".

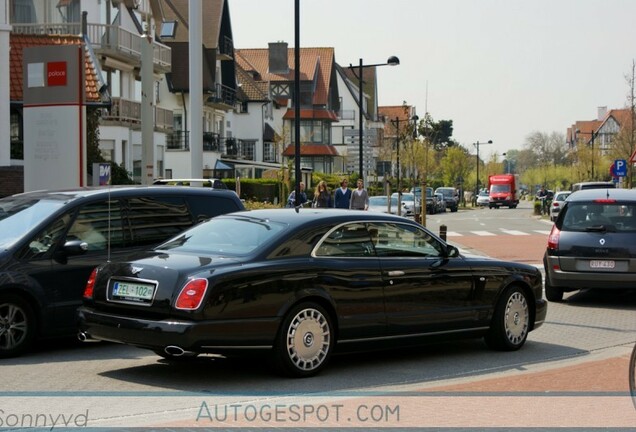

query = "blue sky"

[{"left": 228, "top": 0, "right": 636, "bottom": 158}]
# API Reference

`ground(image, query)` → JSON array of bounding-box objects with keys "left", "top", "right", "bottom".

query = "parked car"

[
  {"left": 153, "top": 178, "right": 227, "bottom": 189},
  {"left": 571, "top": 181, "right": 615, "bottom": 192},
  {"left": 476, "top": 190, "right": 490, "bottom": 207},
  {"left": 79, "top": 209, "right": 547, "bottom": 377},
  {"left": 367, "top": 195, "right": 398, "bottom": 214},
  {"left": 435, "top": 187, "right": 459, "bottom": 212},
  {"left": 550, "top": 191, "right": 571, "bottom": 222},
  {"left": 413, "top": 187, "right": 439, "bottom": 214},
  {"left": 391, "top": 192, "right": 418, "bottom": 216},
  {"left": 0, "top": 186, "right": 245, "bottom": 358},
  {"left": 543, "top": 188, "right": 636, "bottom": 302},
  {"left": 434, "top": 192, "right": 447, "bottom": 213}
]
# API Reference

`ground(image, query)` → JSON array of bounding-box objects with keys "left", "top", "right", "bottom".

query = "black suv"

[
  {"left": 435, "top": 187, "right": 459, "bottom": 212},
  {"left": 0, "top": 186, "right": 244, "bottom": 357}
]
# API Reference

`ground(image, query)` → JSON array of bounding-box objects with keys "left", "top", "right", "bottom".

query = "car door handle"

[{"left": 387, "top": 270, "right": 405, "bottom": 277}]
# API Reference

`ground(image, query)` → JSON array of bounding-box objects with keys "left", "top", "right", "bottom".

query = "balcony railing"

[
  {"left": 207, "top": 84, "right": 237, "bottom": 108},
  {"left": 11, "top": 23, "right": 171, "bottom": 72},
  {"left": 102, "top": 97, "right": 173, "bottom": 131},
  {"left": 218, "top": 35, "right": 234, "bottom": 60},
  {"left": 166, "top": 132, "right": 256, "bottom": 161}
]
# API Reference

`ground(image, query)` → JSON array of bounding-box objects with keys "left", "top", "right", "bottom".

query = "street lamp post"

[
  {"left": 349, "top": 56, "right": 400, "bottom": 180},
  {"left": 390, "top": 116, "right": 405, "bottom": 216},
  {"left": 473, "top": 140, "right": 493, "bottom": 196}
]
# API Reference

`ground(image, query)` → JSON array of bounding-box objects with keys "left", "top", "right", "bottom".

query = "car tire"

[
  {"left": 544, "top": 281, "right": 564, "bottom": 302},
  {"left": 0, "top": 294, "right": 36, "bottom": 359},
  {"left": 485, "top": 286, "right": 530, "bottom": 351},
  {"left": 273, "top": 302, "right": 334, "bottom": 378}
]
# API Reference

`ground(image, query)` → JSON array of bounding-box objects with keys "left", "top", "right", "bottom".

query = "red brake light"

[
  {"left": 547, "top": 225, "right": 560, "bottom": 250},
  {"left": 593, "top": 199, "right": 616, "bottom": 203},
  {"left": 84, "top": 267, "right": 98, "bottom": 299},
  {"left": 176, "top": 278, "right": 208, "bottom": 310}
]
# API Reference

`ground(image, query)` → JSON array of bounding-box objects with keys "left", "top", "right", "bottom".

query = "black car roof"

[
  {"left": 221, "top": 208, "right": 419, "bottom": 230},
  {"left": 6, "top": 186, "right": 241, "bottom": 204},
  {"left": 567, "top": 188, "right": 636, "bottom": 202}
]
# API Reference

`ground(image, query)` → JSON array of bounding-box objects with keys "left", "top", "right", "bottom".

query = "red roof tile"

[
  {"left": 235, "top": 47, "right": 335, "bottom": 106},
  {"left": 10, "top": 34, "right": 101, "bottom": 103},
  {"left": 282, "top": 144, "right": 340, "bottom": 156},
  {"left": 282, "top": 108, "right": 338, "bottom": 121}
]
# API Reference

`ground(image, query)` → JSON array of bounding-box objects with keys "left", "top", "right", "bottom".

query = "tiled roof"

[
  {"left": 10, "top": 34, "right": 100, "bottom": 103},
  {"left": 236, "top": 65, "right": 268, "bottom": 101},
  {"left": 234, "top": 47, "right": 335, "bottom": 106},
  {"left": 282, "top": 108, "right": 339, "bottom": 121},
  {"left": 159, "top": 0, "right": 222, "bottom": 49},
  {"left": 282, "top": 144, "right": 340, "bottom": 156},
  {"left": 606, "top": 108, "right": 633, "bottom": 129},
  {"left": 378, "top": 105, "right": 414, "bottom": 136}
]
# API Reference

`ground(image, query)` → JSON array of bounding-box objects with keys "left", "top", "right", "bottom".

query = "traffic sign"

[{"left": 613, "top": 159, "right": 627, "bottom": 177}]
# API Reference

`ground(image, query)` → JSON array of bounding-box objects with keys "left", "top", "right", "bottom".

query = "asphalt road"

[{"left": 1, "top": 201, "right": 634, "bottom": 428}]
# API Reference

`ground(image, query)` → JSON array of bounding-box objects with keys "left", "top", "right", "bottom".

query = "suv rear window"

[{"left": 561, "top": 202, "right": 636, "bottom": 232}]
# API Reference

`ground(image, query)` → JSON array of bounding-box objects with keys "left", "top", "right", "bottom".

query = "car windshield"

[
  {"left": 561, "top": 202, "right": 636, "bottom": 232},
  {"left": 491, "top": 184, "right": 510, "bottom": 193},
  {"left": 157, "top": 216, "right": 288, "bottom": 255},
  {"left": 0, "top": 197, "right": 66, "bottom": 249}
]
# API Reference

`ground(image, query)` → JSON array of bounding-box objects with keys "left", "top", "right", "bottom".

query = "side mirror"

[
  {"left": 61, "top": 239, "right": 89, "bottom": 256},
  {"left": 446, "top": 245, "right": 460, "bottom": 258}
]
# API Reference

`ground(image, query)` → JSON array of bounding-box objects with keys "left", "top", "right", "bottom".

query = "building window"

[{"left": 241, "top": 140, "right": 256, "bottom": 160}]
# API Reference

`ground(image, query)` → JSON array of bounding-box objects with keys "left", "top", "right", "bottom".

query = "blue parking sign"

[{"left": 614, "top": 159, "right": 627, "bottom": 177}]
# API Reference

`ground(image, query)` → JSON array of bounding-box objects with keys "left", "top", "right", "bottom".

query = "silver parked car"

[
  {"left": 550, "top": 191, "right": 571, "bottom": 222},
  {"left": 543, "top": 188, "right": 636, "bottom": 301}
]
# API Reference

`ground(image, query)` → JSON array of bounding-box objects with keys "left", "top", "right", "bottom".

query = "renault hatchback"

[{"left": 543, "top": 188, "right": 636, "bottom": 301}]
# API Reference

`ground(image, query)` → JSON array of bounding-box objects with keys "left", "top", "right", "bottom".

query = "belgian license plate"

[
  {"left": 112, "top": 280, "right": 155, "bottom": 303},
  {"left": 589, "top": 260, "right": 615, "bottom": 269}
]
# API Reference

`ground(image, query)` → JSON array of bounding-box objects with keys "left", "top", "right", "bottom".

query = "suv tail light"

[
  {"left": 547, "top": 225, "right": 560, "bottom": 250},
  {"left": 83, "top": 267, "right": 98, "bottom": 299},
  {"left": 176, "top": 278, "right": 209, "bottom": 310}
]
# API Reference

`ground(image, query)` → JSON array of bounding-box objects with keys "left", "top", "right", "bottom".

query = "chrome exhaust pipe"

[
  {"left": 77, "top": 332, "right": 99, "bottom": 343},
  {"left": 164, "top": 345, "right": 196, "bottom": 357}
]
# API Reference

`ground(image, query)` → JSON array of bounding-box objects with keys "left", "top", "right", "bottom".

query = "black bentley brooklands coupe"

[{"left": 78, "top": 209, "right": 547, "bottom": 377}]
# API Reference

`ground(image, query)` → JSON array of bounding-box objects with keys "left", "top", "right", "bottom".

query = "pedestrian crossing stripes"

[{"left": 446, "top": 229, "right": 551, "bottom": 237}]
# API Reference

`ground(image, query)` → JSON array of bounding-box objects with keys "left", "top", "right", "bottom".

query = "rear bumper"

[
  {"left": 544, "top": 254, "right": 636, "bottom": 289},
  {"left": 77, "top": 306, "right": 280, "bottom": 353}
]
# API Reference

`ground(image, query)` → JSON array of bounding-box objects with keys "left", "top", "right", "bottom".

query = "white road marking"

[{"left": 500, "top": 229, "right": 529, "bottom": 235}]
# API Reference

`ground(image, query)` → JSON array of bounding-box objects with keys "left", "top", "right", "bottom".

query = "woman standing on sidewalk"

[{"left": 313, "top": 181, "right": 332, "bottom": 208}]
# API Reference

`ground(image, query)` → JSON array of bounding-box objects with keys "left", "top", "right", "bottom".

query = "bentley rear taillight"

[
  {"left": 547, "top": 225, "right": 560, "bottom": 250},
  {"left": 176, "top": 278, "right": 209, "bottom": 310},
  {"left": 83, "top": 267, "right": 98, "bottom": 299}
]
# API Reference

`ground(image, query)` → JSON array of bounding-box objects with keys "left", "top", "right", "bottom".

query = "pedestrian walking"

[
  {"left": 350, "top": 179, "right": 369, "bottom": 210},
  {"left": 313, "top": 180, "right": 332, "bottom": 208},
  {"left": 287, "top": 182, "right": 308, "bottom": 207},
  {"left": 334, "top": 179, "right": 352, "bottom": 209}
]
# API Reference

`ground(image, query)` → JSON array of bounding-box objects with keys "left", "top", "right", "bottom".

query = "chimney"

[
  {"left": 597, "top": 106, "right": 607, "bottom": 120},
  {"left": 268, "top": 42, "right": 289, "bottom": 74}
]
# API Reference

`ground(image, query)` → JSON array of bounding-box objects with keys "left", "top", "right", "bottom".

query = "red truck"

[{"left": 488, "top": 174, "right": 519, "bottom": 209}]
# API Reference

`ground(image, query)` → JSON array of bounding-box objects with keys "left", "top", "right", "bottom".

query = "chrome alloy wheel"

[
  {"left": 0, "top": 302, "right": 29, "bottom": 351},
  {"left": 504, "top": 292, "right": 529, "bottom": 345},
  {"left": 286, "top": 308, "right": 331, "bottom": 372}
]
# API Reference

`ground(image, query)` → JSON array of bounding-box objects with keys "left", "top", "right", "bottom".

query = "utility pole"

[{"left": 473, "top": 140, "right": 493, "bottom": 196}]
